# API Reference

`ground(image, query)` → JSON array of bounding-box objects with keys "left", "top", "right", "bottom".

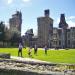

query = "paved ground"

[{"left": 11, "top": 56, "right": 50, "bottom": 64}]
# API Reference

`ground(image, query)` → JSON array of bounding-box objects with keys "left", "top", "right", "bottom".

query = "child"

[
  {"left": 28, "top": 46, "right": 32, "bottom": 57},
  {"left": 34, "top": 44, "right": 38, "bottom": 55}
]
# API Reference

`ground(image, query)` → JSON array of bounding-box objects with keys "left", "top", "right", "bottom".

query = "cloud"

[
  {"left": 7, "top": 0, "right": 13, "bottom": 4},
  {"left": 69, "top": 16, "right": 75, "bottom": 20},
  {"left": 55, "top": 16, "right": 75, "bottom": 28},
  {"left": 22, "top": 0, "right": 31, "bottom": 2},
  {"left": 21, "top": 0, "right": 32, "bottom": 7},
  {"left": 67, "top": 20, "right": 75, "bottom": 27},
  {"left": 5, "top": 22, "right": 10, "bottom": 29},
  {"left": 1, "top": 0, "right": 31, "bottom": 6},
  {"left": 66, "top": 16, "right": 75, "bottom": 27},
  {"left": 56, "top": 18, "right": 60, "bottom": 24}
]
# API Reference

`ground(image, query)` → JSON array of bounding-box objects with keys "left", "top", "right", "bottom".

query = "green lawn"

[{"left": 0, "top": 48, "right": 75, "bottom": 64}]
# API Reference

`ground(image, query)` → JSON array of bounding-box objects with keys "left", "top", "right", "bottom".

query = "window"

[
  {"left": 59, "top": 41, "right": 61, "bottom": 45},
  {"left": 68, "top": 40, "right": 70, "bottom": 45}
]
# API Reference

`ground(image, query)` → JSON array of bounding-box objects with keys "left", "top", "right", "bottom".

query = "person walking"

[
  {"left": 18, "top": 43, "right": 23, "bottom": 57},
  {"left": 44, "top": 45, "right": 48, "bottom": 55},
  {"left": 28, "top": 46, "right": 32, "bottom": 57},
  {"left": 34, "top": 44, "right": 38, "bottom": 55}
]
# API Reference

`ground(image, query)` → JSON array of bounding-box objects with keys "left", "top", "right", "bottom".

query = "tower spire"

[{"left": 59, "top": 14, "right": 68, "bottom": 29}]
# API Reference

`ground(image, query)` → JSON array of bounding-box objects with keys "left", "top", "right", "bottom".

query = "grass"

[{"left": 0, "top": 48, "right": 75, "bottom": 64}]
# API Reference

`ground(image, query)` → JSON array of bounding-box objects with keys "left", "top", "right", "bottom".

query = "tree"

[
  {"left": 0, "top": 21, "right": 5, "bottom": 46},
  {"left": 4, "top": 27, "right": 11, "bottom": 41},
  {"left": 0, "top": 21, "right": 5, "bottom": 40},
  {"left": 3, "top": 27, "right": 12, "bottom": 47},
  {"left": 10, "top": 28, "right": 21, "bottom": 47}
]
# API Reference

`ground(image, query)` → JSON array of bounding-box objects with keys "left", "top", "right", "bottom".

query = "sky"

[{"left": 0, "top": 0, "right": 75, "bottom": 36}]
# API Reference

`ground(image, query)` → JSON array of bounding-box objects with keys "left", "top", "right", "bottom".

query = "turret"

[
  {"left": 44, "top": 9, "right": 50, "bottom": 17},
  {"left": 59, "top": 14, "right": 68, "bottom": 29}
]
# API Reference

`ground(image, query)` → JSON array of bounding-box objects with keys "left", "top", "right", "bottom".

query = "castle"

[
  {"left": 0, "top": 10, "right": 75, "bottom": 48},
  {"left": 37, "top": 9, "right": 75, "bottom": 48}
]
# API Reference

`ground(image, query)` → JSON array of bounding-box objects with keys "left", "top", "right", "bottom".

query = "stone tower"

[
  {"left": 59, "top": 14, "right": 68, "bottom": 29},
  {"left": 9, "top": 11, "right": 22, "bottom": 35},
  {"left": 44, "top": 9, "right": 50, "bottom": 17},
  {"left": 37, "top": 9, "right": 53, "bottom": 47},
  {"left": 59, "top": 14, "right": 68, "bottom": 48}
]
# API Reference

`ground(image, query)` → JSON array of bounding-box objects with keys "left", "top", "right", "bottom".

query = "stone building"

[
  {"left": 51, "top": 27, "right": 75, "bottom": 49},
  {"left": 59, "top": 14, "right": 68, "bottom": 48},
  {"left": 51, "top": 14, "right": 75, "bottom": 49},
  {"left": 70, "top": 27, "right": 75, "bottom": 48},
  {"left": 37, "top": 11, "right": 75, "bottom": 48},
  {"left": 24, "top": 29, "right": 38, "bottom": 47},
  {"left": 37, "top": 9, "right": 53, "bottom": 47},
  {"left": 9, "top": 11, "right": 22, "bottom": 36},
  {"left": 25, "top": 29, "right": 34, "bottom": 46},
  {"left": 59, "top": 14, "right": 68, "bottom": 29},
  {"left": 51, "top": 28, "right": 59, "bottom": 48}
]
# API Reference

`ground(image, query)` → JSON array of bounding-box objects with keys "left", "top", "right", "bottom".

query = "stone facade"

[
  {"left": 37, "top": 9, "right": 53, "bottom": 47},
  {"left": 59, "top": 14, "right": 68, "bottom": 29},
  {"left": 9, "top": 11, "right": 22, "bottom": 36},
  {"left": 51, "top": 27, "right": 75, "bottom": 49},
  {"left": 37, "top": 11, "right": 75, "bottom": 48},
  {"left": 51, "top": 28, "right": 60, "bottom": 48},
  {"left": 50, "top": 28, "right": 75, "bottom": 48},
  {"left": 24, "top": 29, "right": 34, "bottom": 47},
  {"left": 59, "top": 14, "right": 68, "bottom": 48},
  {"left": 66, "top": 29, "right": 70, "bottom": 48},
  {"left": 70, "top": 27, "right": 75, "bottom": 48}
]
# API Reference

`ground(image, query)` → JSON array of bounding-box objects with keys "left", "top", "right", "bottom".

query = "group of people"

[
  {"left": 27, "top": 44, "right": 38, "bottom": 57},
  {"left": 18, "top": 43, "right": 48, "bottom": 57}
]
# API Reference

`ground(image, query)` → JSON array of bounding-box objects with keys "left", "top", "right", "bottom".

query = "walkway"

[{"left": 11, "top": 56, "right": 51, "bottom": 64}]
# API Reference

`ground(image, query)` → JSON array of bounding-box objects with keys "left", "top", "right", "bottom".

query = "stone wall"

[
  {"left": 0, "top": 59, "right": 75, "bottom": 75},
  {"left": 0, "top": 53, "right": 10, "bottom": 59},
  {"left": 0, "top": 69, "right": 50, "bottom": 75}
]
